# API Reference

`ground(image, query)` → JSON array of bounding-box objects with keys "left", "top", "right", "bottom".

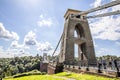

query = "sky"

[{"left": 0, "top": 0, "right": 120, "bottom": 58}]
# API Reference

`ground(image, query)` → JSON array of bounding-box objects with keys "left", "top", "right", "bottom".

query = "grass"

[
  {"left": 4, "top": 75, "right": 64, "bottom": 80},
  {"left": 3, "top": 70, "right": 64, "bottom": 80},
  {"left": 54, "top": 72, "right": 120, "bottom": 80},
  {"left": 3, "top": 71, "right": 120, "bottom": 80}
]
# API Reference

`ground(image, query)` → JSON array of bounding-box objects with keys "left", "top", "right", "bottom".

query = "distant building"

[{"left": 40, "top": 53, "right": 49, "bottom": 72}]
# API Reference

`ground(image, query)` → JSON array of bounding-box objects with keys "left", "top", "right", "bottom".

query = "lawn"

[
  {"left": 3, "top": 72, "right": 120, "bottom": 80},
  {"left": 54, "top": 72, "right": 120, "bottom": 80},
  {"left": 3, "top": 75, "right": 64, "bottom": 80}
]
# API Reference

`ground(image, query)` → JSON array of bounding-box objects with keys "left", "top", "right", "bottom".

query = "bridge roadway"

[{"left": 47, "top": 63, "right": 120, "bottom": 77}]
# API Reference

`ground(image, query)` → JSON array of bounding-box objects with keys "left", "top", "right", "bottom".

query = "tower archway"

[{"left": 74, "top": 24, "right": 88, "bottom": 65}]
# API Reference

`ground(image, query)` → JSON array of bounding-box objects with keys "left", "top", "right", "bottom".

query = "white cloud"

[
  {"left": 115, "top": 41, "right": 120, "bottom": 46},
  {"left": 0, "top": 46, "right": 4, "bottom": 52},
  {"left": 14, "top": 49, "right": 33, "bottom": 57},
  {"left": 90, "top": 0, "right": 102, "bottom": 7},
  {"left": 23, "top": 31, "right": 53, "bottom": 52},
  {"left": 89, "top": 0, "right": 120, "bottom": 41},
  {"left": 96, "top": 48, "right": 118, "bottom": 57},
  {"left": 37, "top": 42, "right": 53, "bottom": 52},
  {"left": 47, "top": 49, "right": 59, "bottom": 56},
  {"left": 11, "top": 32, "right": 20, "bottom": 40},
  {"left": 11, "top": 40, "right": 19, "bottom": 47},
  {"left": 11, "top": 40, "right": 29, "bottom": 49},
  {"left": 93, "top": 40, "right": 98, "bottom": 47},
  {"left": 0, "top": 52, "right": 14, "bottom": 58},
  {"left": 96, "top": 48, "right": 106, "bottom": 56},
  {"left": 0, "top": 48, "right": 17, "bottom": 58},
  {"left": 11, "top": 30, "right": 38, "bottom": 49},
  {"left": 37, "top": 14, "right": 53, "bottom": 27},
  {"left": 12, "top": 30, "right": 53, "bottom": 52},
  {"left": 0, "top": 22, "right": 19, "bottom": 40},
  {"left": 112, "top": 0, "right": 120, "bottom": 11},
  {"left": 90, "top": 16, "right": 120, "bottom": 40},
  {"left": 24, "top": 31, "right": 37, "bottom": 46},
  {"left": 0, "top": 29, "right": 53, "bottom": 58},
  {"left": 0, "top": 48, "right": 32, "bottom": 58}
]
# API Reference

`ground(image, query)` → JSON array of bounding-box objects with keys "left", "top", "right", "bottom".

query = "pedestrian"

[
  {"left": 102, "top": 59, "right": 106, "bottom": 69},
  {"left": 97, "top": 58, "right": 102, "bottom": 73},
  {"left": 114, "top": 59, "right": 119, "bottom": 72},
  {"left": 108, "top": 60, "right": 112, "bottom": 70}
]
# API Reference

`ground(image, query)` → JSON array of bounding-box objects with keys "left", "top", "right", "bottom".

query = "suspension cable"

[
  {"left": 87, "top": 10, "right": 120, "bottom": 19},
  {"left": 52, "top": 32, "right": 63, "bottom": 57}
]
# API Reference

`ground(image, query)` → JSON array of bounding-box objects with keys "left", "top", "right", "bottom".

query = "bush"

[
  {"left": 13, "top": 73, "right": 27, "bottom": 78},
  {"left": 13, "top": 70, "right": 42, "bottom": 78},
  {"left": 41, "top": 72, "right": 47, "bottom": 75}
]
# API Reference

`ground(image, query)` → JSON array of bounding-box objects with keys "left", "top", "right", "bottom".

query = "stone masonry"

[{"left": 59, "top": 9, "right": 97, "bottom": 66}]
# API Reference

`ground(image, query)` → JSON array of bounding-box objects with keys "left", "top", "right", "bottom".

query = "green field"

[
  {"left": 55, "top": 72, "right": 120, "bottom": 80},
  {"left": 4, "top": 72, "right": 120, "bottom": 80},
  {"left": 4, "top": 75, "right": 64, "bottom": 80}
]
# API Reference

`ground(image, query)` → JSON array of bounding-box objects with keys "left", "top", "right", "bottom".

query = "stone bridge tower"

[{"left": 59, "top": 9, "right": 96, "bottom": 66}]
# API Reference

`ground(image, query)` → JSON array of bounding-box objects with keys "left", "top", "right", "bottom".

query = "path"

[
  {"left": 45, "top": 75, "right": 76, "bottom": 80},
  {"left": 53, "top": 76, "right": 76, "bottom": 80}
]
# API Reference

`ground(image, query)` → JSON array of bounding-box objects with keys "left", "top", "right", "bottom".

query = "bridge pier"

[
  {"left": 47, "top": 63, "right": 64, "bottom": 74},
  {"left": 47, "top": 64, "right": 56, "bottom": 74}
]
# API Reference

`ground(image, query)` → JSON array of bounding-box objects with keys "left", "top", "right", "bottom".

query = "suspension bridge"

[{"left": 41, "top": 0, "right": 120, "bottom": 77}]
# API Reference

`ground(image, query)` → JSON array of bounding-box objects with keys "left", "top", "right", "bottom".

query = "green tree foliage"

[
  {"left": 0, "top": 54, "right": 42, "bottom": 78},
  {"left": 97, "top": 55, "right": 119, "bottom": 61}
]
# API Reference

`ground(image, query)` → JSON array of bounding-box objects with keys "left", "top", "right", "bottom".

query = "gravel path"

[{"left": 53, "top": 76, "right": 76, "bottom": 80}]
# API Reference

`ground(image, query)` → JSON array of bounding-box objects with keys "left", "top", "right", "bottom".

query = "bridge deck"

[
  {"left": 47, "top": 63, "right": 120, "bottom": 77},
  {"left": 64, "top": 65, "right": 120, "bottom": 77}
]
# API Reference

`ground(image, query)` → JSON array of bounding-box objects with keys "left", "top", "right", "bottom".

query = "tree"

[
  {"left": 17, "top": 64, "right": 25, "bottom": 73},
  {"left": 10, "top": 66, "right": 19, "bottom": 75}
]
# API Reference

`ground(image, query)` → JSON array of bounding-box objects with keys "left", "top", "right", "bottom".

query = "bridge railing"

[{"left": 64, "top": 60, "right": 120, "bottom": 72}]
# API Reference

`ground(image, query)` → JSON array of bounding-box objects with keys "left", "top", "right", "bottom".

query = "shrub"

[
  {"left": 13, "top": 73, "right": 27, "bottom": 78},
  {"left": 13, "top": 70, "right": 42, "bottom": 78},
  {"left": 41, "top": 72, "right": 47, "bottom": 75}
]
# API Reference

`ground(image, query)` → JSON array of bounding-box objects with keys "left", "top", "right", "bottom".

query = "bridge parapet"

[{"left": 64, "top": 64, "right": 120, "bottom": 77}]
